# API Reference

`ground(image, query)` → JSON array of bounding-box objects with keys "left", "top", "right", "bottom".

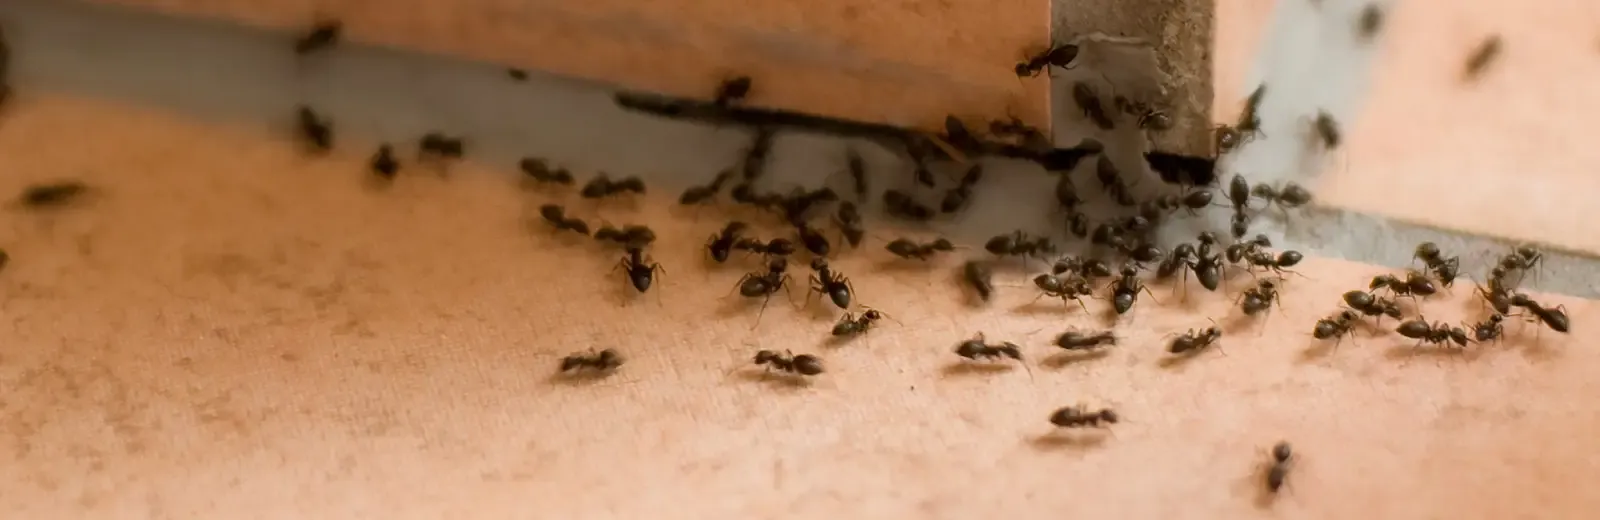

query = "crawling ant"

[
  {"left": 418, "top": 132, "right": 465, "bottom": 159},
  {"left": 1238, "top": 84, "right": 1267, "bottom": 134},
  {"left": 1312, "top": 110, "right": 1341, "bottom": 150},
  {"left": 941, "top": 164, "right": 984, "bottom": 213},
  {"left": 1313, "top": 309, "right": 1361, "bottom": 345},
  {"left": 1226, "top": 175, "right": 1253, "bottom": 212},
  {"left": 370, "top": 144, "right": 399, "bottom": 179},
  {"left": 834, "top": 202, "right": 865, "bottom": 248},
  {"left": 293, "top": 19, "right": 342, "bottom": 56},
  {"left": 1357, "top": 3, "right": 1385, "bottom": 41},
  {"left": 1470, "top": 313, "right": 1506, "bottom": 343},
  {"left": 1049, "top": 406, "right": 1118, "bottom": 429},
  {"left": 1124, "top": 243, "right": 1164, "bottom": 267},
  {"left": 1072, "top": 82, "right": 1115, "bottom": 130},
  {"left": 518, "top": 158, "right": 573, "bottom": 185},
  {"left": 295, "top": 105, "right": 333, "bottom": 152},
  {"left": 807, "top": 258, "right": 853, "bottom": 309},
  {"left": 1155, "top": 190, "right": 1214, "bottom": 216},
  {"left": 1108, "top": 265, "right": 1158, "bottom": 314},
  {"left": 1245, "top": 249, "right": 1305, "bottom": 277},
  {"left": 753, "top": 349, "right": 823, "bottom": 376},
  {"left": 741, "top": 128, "right": 777, "bottom": 181},
  {"left": 962, "top": 260, "right": 995, "bottom": 302},
  {"left": 1032, "top": 273, "right": 1094, "bottom": 312},
  {"left": 1156, "top": 243, "right": 1197, "bottom": 280},
  {"left": 1065, "top": 211, "right": 1091, "bottom": 239},
  {"left": 1238, "top": 279, "right": 1281, "bottom": 316},
  {"left": 734, "top": 236, "right": 796, "bottom": 257},
  {"left": 1225, "top": 234, "right": 1272, "bottom": 264},
  {"left": 883, "top": 190, "right": 935, "bottom": 221},
  {"left": 1052, "top": 256, "right": 1112, "bottom": 280},
  {"left": 1370, "top": 270, "right": 1437, "bottom": 298},
  {"left": 844, "top": 149, "right": 868, "bottom": 201},
  {"left": 705, "top": 221, "right": 748, "bottom": 263},
  {"left": 1265, "top": 441, "right": 1294, "bottom": 494},
  {"left": 1015, "top": 43, "right": 1079, "bottom": 77},
  {"left": 1509, "top": 294, "right": 1570, "bottom": 334},
  {"left": 736, "top": 258, "right": 794, "bottom": 323},
  {"left": 595, "top": 224, "right": 657, "bottom": 248},
  {"left": 1396, "top": 318, "right": 1471, "bottom": 349},
  {"left": 580, "top": 174, "right": 646, "bottom": 199},
  {"left": 613, "top": 251, "right": 661, "bottom": 293},
  {"left": 1094, "top": 155, "right": 1131, "bottom": 198},
  {"left": 954, "top": 334, "right": 1025, "bottom": 363},
  {"left": 1498, "top": 245, "right": 1545, "bottom": 281},
  {"left": 559, "top": 348, "right": 624, "bottom": 373},
  {"left": 1054, "top": 329, "right": 1117, "bottom": 351},
  {"left": 795, "top": 223, "right": 831, "bottom": 257},
  {"left": 1412, "top": 242, "right": 1460, "bottom": 287},
  {"left": 1168, "top": 323, "right": 1223, "bottom": 355},
  {"left": 1055, "top": 173, "right": 1083, "bottom": 211},
  {"left": 1342, "top": 290, "right": 1403, "bottom": 323},
  {"left": 885, "top": 238, "right": 955, "bottom": 261},
  {"left": 506, "top": 68, "right": 528, "bottom": 81},
  {"left": 1477, "top": 282, "right": 1514, "bottom": 315},
  {"left": 832, "top": 308, "right": 890, "bottom": 338},
  {"left": 1230, "top": 210, "right": 1252, "bottom": 240},
  {"left": 1251, "top": 182, "right": 1313, "bottom": 211},
  {"left": 1463, "top": 35, "right": 1503, "bottom": 81},
  {"left": 986, "top": 231, "right": 1055, "bottom": 260},
  {"left": 18, "top": 181, "right": 89, "bottom": 208},
  {"left": 538, "top": 204, "right": 590, "bottom": 235},
  {"left": 713, "top": 75, "right": 752, "bottom": 106}
]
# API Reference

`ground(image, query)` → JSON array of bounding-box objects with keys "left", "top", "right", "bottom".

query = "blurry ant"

[
  {"left": 1369, "top": 270, "right": 1437, "bottom": 299},
  {"left": 705, "top": 221, "right": 748, "bottom": 263},
  {"left": 370, "top": 144, "right": 399, "bottom": 179},
  {"left": 713, "top": 75, "right": 752, "bottom": 106},
  {"left": 1226, "top": 175, "right": 1253, "bottom": 213},
  {"left": 580, "top": 174, "right": 647, "bottom": 199},
  {"left": 615, "top": 246, "right": 664, "bottom": 293},
  {"left": 986, "top": 231, "right": 1055, "bottom": 260},
  {"left": 734, "top": 236, "right": 796, "bottom": 258},
  {"left": 1224, "top": 234, "right": 1272, "bottom": 265},
  {"left": 1412, "top": 242, "right": 1460, "bottom": 288},
  {"left": 1015, "top": 43, "right": 1079, "bottom": 77},
  {"left": 1055, "top": 172, "right": 1083, "bottom": 212},
  {"left": 833, "top": 201, "right": 866, "bottom": 248},
  {"left": 293, "top": 19, "right": 342, "bottom": 56},
  {"left": 1108, "top": 265, "right": 1159, "bottom": 315},
  {"left": 753, "top": 349, "right": 824, "bottom": 377},
  {"left": 1510, "top": 293, "right": 1570, "bottom": 334},
  {"left": 1032, "top": 273, "right": 1094, "bottom": 313},
  {"left": 1237, "top": 83, "right": 1266, "bottom": 137},
  {"left": 1312, "top": 309, "right": 1361, "bottom": 346},
  {"left": 1476, "top": 282, "right": 1514, "bottom": 315},
  {"left": 1342, "top": 290, "right": 1403, "bottom": 324},
  {"left": 1396, "top": 318, "right": 1471, "bottom": 349},
  {"left": 795, "top": 223, "right": 831, "bottom": 257},
  {"left": 1193, "top": 247, "right": 1224, "bottom": 292},
  {"left": 1312, "top": 110, "right": 1341, "bottom": 150},
  {"left": 962, "top": 260, "right": 996, "bottom": 302},
  {"left": 954, "top": 334, "right": 1026, "bottom": 365},
  {"left": 1251, "top": 181, "right": 1313, "bottom": 212},
  {"left": 1469, "top": 313, "right": 1506, "bottom": 344},
  {"left": 1245, "top": 249, "right": 1306, "bottom": 278},
  {"left": 885, "top": 238, "right": 956, "bottom": 261},
  {"left": 1053, "top": 256, "right": 1114, "bottom": 280},
  {"left": 883, "top": 190, "right": 936, "bottom": 222},
  {"left": 807, "top": 258, "right": 854, "bottom": 309},
  {"left": 1463, "top": 35, "right": 1503, "bottom": 81},
  {"left": 1049, "top": 406, "right": 1118, "bottom": 429},
  {"left": 418, "top": 132, "right": 465, "bottom": 159},
  {"left": 736, "top": 258, "right": 794, "bottom": 325},
  {"left": 538, "top": 204, "right": 590, "bottom": 235},
  {"left": 1238, "top": 279, "right": 1282, "bottom": 316},
  {"left": 1168, "top": 322, "right": 1223, "bottom": 356},
  {"left": 1138, "top": 108, "right": 1174, "bottom": 132},
  {"left": 1072, "top": 82, "right": 1116, "bottom": 130},
  {"left": 595, "top": 224, "right": 657, "bottom": 248},
  {"left": 940, "top": 164, "right": 984, "bottom": 214},
  {"left": 832, "top": 308, "right": 891, "bottom": 338},
  {"left": 778, "top": 188, "right": 839, "bottom": 225},
  {"left": 559, "top": 348, "right": 624, "bottom": 374},
  {"left": 1494, "top": 246, "right": 1544, "bottom": 288},
  {"left": 1150, "top": 190, "right": 1214, "bottom": 217},
  {"left": 678, "top": 169, "right": 734, "bottom": 205},
  {"left": 1266, "top": 441, "right": 1293, "bottom": 494},
  {"left": 295, "top": 105, "right": 333, "bottom": 152},
  {"left": 1230, "top": 210, "right": 1253, "bottom": 240},
  {"left": 1053, "top": 329, "right": 1118, "bottom": 352},
  {"left": 741, "top": 128, "right": 777, "bottom": 181},
  {"left": 1156, "top": 243, "right": 1197, "bottom": 282},
  {"left": 520, "top": 157, "right": 574, "bottom": 185},
  {"left": 844, "top": 149, "right": 868, "bottom": 201}
]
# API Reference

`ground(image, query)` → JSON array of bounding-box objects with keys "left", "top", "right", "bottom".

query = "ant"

[
  {"left": 940, "top": 164, "right": 984, "bottom": 214},
  {"left": 1065, "top": 211, "right": 1092, "bottom": 239},
  {"left": 778, "top": 188, "right": 839, "bottom": 225},
  {"left": 883, "top": 190, "right": 935, "bottom": 222},
  {"left": 1412, "top": 242, "right": 1460, "bottom": 288},
  {"left": 1053, "top": 256, "right": 1113, "bottom": 280},
  {"left": 538, "top": 204, "right": 590, "bottom": 235},
  {"left": 679, "top": 169, "right": 733, "bottom": 205},
  {"left": 1251, "top": 182, "right": 1313, "bottom": 212},
  {"left": 1237, "top": 83, "right": 1266, "bottom": 137},
  {"left": 1151, "top": 190, "right": 1214, "bottom": 216},
  {"left": 705, "top": 221, "right": 748, "bottom": 263},
  {"left": 580, "top": 174, "right": 646, "bottom": 199},
  {"left": 1312, "top": 110, "right": 1341, "bottom": 150},
  {"left": 1469, "top": 313, "right": 1506, "bottom": 344},
  {"left": 418, "top": 132, "right": 465, "bottom": 159},
  {"left": 1357, "top": 4, "right": 1385, "bottom": 41},
  {"left": 1108, "top": 265, "right": 1158, "bottom": 314},
  {"left": 954, "top": 334, "right": 1025, "bottom": 364},
  {"left": 1370, "top": 270, "right": 1437, "bottom": 298},
  {"left": 1497, "top": 245, "right": 1545, "bottom": 285},
  {"left": 1463, "top": 35, "right": 1503, "bottom": 81},
  {"left": 507, "top": 68, "right": 528, "bottom": 81},
  {"left": 1032, "top": 273, "right": 1094, "bottom": 312},
  {"left": 1342, "top": 290, "right": 1403, "bottom": 325},
  {"left": 293, "top": 19, "right": 342, "bottom": 56},
  {"left": 1049, "top": 406, "right": 1118, "bottom": 429},
  {"left": 370, "top": 144, "right": 399, "bottom": 179},
  {"left": 885, "top": 238, "right": 955, "bottom": 261},
  {"left": 1477, "top": 282, "right": 1514, "bottom": 315},
  {"left": 559, "top": 348, "right": 624, "bottom": 374},
  {"left": 832, "top": 308, "right": 890, "bottom": 338},
  {"left": 296, "top": 105, "right": 333, "bottom": 152},
  {"left": 615, "top": 246, "right": 664, "bottom": 293},
  {"left": 739, "top": 128, "right": 778, "bottom": 181},
  {"left": 736, "top": 258, "right": 793, "bottom": 323},
  {"left": 844, "top": 149, "right": 868, "bottom": 201},
  {"left": 18, "top": 181, "right": 89, "bottom": 208},
  {"left": 1168, "top": 323, "right": 1223, "bottom": 355},
  {"left": 1266, "top": 441, "right": 1293, "bottom": 494},
  {"left": 713, "top": 75, "right": 752, "bottom": 106},
  {"left": 1224, "top": 234, "right": 1272, "bottom": 264},
  {"left": 1226, "top": 175, "right": 1253, "bottom": 213},
  {"left": 1015, "top": 43, "right": 1079, "bottom": 77},
  {"left": 1230, "top": 209, "right": 1252, "bottom": 240},
  {"left": 807, "top": 258, "right": 854, "bottom": 309},
  {"left": 1396, "top": 318, "right": 1471, "bottom": 349},
  {"left": 595, "top": 224, "right": 657, "bottom": 248},
  {"left": 1509, "top": 294, "right": 1570, "bottom": 334},
  {"left": 753, "top": 350, "right": 824, "bottom": 377},
  {"left": 1312, "top": 309, "right": 1361, "bottom": 346},
  {"left": 962, "top": 260, "right": 995, "bottom": 302},
  {"left": 986, "top": 231, "right": 1055, "bottom": 260},
  {"left": 519, "top": 157, "right": 574, "bottom": 185},
  {"left": 1238, "top": 279, "right": 1281, "bottom": 316},
  {"left": 795, "top": 223, "right": 831, "bottom": 257},
  {"left": 1054, "top": 329, "right": 1118, "bottom": 352},
  {"left": 1055, "top": 173, "right": 1083, "bottom": 212},
  {"left": 733, "top": 236, "right": 796, "bottom": 257},
  {"left": 834, "top": 201, "right": 865, "bottom": 248},
  {"left": 1245, "top": 249, "right": 1305, "bottom": 277},
  {"left": 1156, "top": 243, "right": 1197, "bottom": 281},
  {"left": 1072, "top": 82, "right": 1116, "bottom": 130}
]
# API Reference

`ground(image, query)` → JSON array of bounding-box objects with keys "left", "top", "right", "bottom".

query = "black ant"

[
  {"left": 844, "top": 149, "right": 868, "bottom": 201},
  {"left": 883, "top": 190, "right": 935, "bottom": 222},
  {"left": 1312, "top": 309, "right": 1361, "bottom": 346},
  {"left": 1225, "top": 234, "right": 1272, "bottom": 264},
  {"left": 1168, "top": 323, "right": 1223, "bottom": 355},
  {"left": 807, "top": 258, "right": 853, "bottom": 309},
  {"left": 1053, "top": 256, "right": 1113, "bottom": 280},
  {"left": 1155, "top": 190, "right": 1215, "bottom": 216},
  {"left": 985, "top": 231, "right": 1055, "bottom": 260},
  {"left": 1054, "top": 329, "right": 1118, "bottom": 351},
  {"left": 1357, "top": 4, "right": 1385, "bottom": 41},
  {"left": 796, "top": 223, "right": 831, "bottom": 257},
  {"left": 741, "top": 128, "right": 777, "bottom": 181},
  {"left": 730, "top": 183, "right": 782, "bottom": 210},
  {"left": 1342, "top": 290, "right": 1403, "bottom": 324},
  {"left": 1238, "top": 279, "right": 1281, "bottom": 316},
  {"left": 1251, "top": 182, "right": 1313, "bottom": 211},
  {"left": 1237, "top": 83, "right": 1267, "bottom": 137},
  {"left": 1266, "top": 441, "right": 1293, "bottom": 494},
  {"left": 940, "top": 164, "right": 984, "bottom": 214},
  {"left": 753, "top": 349, "right": 824, "bottom": 377},
  {"left": 1049, "top": 406, "right": 1118, "bottom": 429},
  {"left": 370, "top": 144, "right": 399, "bottom": 179},
  {"left": 1396, "top": 318, "right": 1471, "bottom": 349},
  {"left": 832, "top": 308, "right": 890, "bottom": 338},
  {"left": 834, "top": 201, "right": 865, "bottom": 248},
  {"left": 705, "top": 221, "right": 748, "bottom": 263},
  {"left": 1312, "top": 110, "right": 1341, "bottom": 150},
  {"left": 1072, "top": 82, "right": 1115, "bottom": 130},
  {"left": 1509, "top": 294, "right": 1571, "bottom": 334},
  {"left": 293, "top": 19, "right": 342, "bottom": 56},
  {"left": 1245, "top": 249, "right": 1305, "bottom": 277},
  {"left": 733, "top": 236, "right": 796, "bottom": 257},
  {"left": 713, "top": 75, "right": 752, "bottom": 106},
  {"left": 418, "top": 132, "right": 465, "bottom": 159},
  {"left": 1412, "top": 242, "right": 1460, "bottom": 288},
  {"left": 1032, "top": 273, "right": 1093, "bottom": 312},
  {"left": 885, "top": 238, "right": 955, "bottom": 261},
  {"left": 1156, "top": 243, "right": 1197, "bottom": 280},
  {"left": 1230, "top": 210, "right": 1252, "bottom": 240},
  {"left": 1477, "top": 282, "right": 1514, "bottom": 315},
  {"left": 962, "top": 260, "right": 995, "bottom": 302},
  {"left": 520, "top": 158, "right": 575, "bottom": 185},
  {"left": 595, "top": 224, "right": 657, "bottom": 248},
  {"left": 736, "top": 258, "right": 793, "bottom": 323},
  {"left": 296, "top": 105, "right": 333, "bottom": 152},
  {"left": 580, "top": 174, "right": 646, "bottom": 199},
  {"left": 615, "top": 246, "right": 664, "bottom": 293},
  {"left": 778, "top": 188, "right": 838, "bottom": 226},
  {"left": 954, "top": 334, "right": 1025, "bottom": 364},
  {"left": 506, "top": 68, "right": 528, "bottom": 81},
  {"left": 1463, "top": 35, "right": 1503, "bottom": 81},
  {"left": 1226, "top": 175, "right": 1253, "bottom": 213},
  {"left": 1497, "top": 245, "right": 1545, "bottom": 284},
  {"left": 1015, "top": 43, "right": 1079, "bottom": 77},
  {"left": 1470, "top": 314, "right": 1506, "bottom": 344},
  {"left": 1370, "top": 270, "right": 1437, "bottom": 298},
  {"left": 1055, "top": 172, "right": 1083, "bottom": 212},
  {"left": 1065, "top": 211, "right": 1092, "bottom": 239},
  {"left": 1108, "top": 265, "right": 1158, "bottom": 314},
  {"left": 1192, "top": 250, "right": 1224, "bottom": 292},
  {"left": 678, "top": 169, "right": 733, "bottom": 205},
  {"left": 538, "top": 204, "right": 590, "bottom": 235},
  {"left": 1095, "top": 156, "right": 1136, "bottom": 205},
  {"left": 18, "top": 181, "right": 89, "bottom": 208},
  {"left": 559, "top": 348, "right": 623, "bottom": 374}
]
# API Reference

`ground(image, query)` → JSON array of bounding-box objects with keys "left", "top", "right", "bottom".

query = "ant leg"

[
  {"left": 1139, "top": 285, "right": 1162, "bottom": 304},
  {"left": 1075, "top": 297, "right": 1090, "bottom": 314},
  {"left": 752, "top": 293, "right": 773, "bottom": 329}
]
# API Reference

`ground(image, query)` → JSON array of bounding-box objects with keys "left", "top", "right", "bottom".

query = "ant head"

[
  {"left": 1119, "top": 265, "right": 1138, "bottom": 277},
  {"left": 1099, "top": 409, "right": 1120, "bottom": 423},
  {"left": 754, "top": 350, "right": 776, "bottom": 363},
  {"left": 1013, "top": 62, "right": 1031, "bottom": 77},
  {"left": 1198, "top": 231, "right": 1217, "bottom": 244},
  {"left": 809, "top": 257, "right": 827, "bottom": 270},
  {"left": 1415, "top": 241, "right": 1440, "bottom": 258},
  {"left": 768, "top": 257, "right": 788, "bottom": 271}
]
